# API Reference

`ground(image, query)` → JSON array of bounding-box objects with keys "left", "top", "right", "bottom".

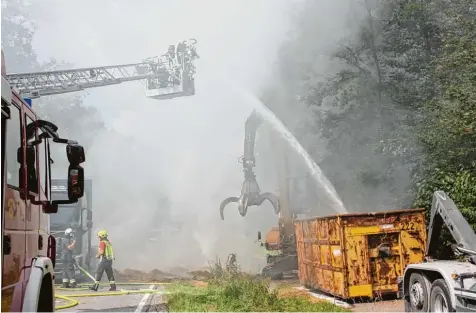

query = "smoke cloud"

[
  {"left": 18, "top": 0, "right": 394, "bottom": 272},
  {"left": 27, "top": 0, "right": 295, "bottom": 271}
]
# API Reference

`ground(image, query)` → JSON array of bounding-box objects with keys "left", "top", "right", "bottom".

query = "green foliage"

[
  {"left": 166, "top": 257, "right": 348, "bottom": 312},
  {"left": 413, "top": 0, "right": 476, "bottom": 217},
  {"left": 414, "top": 166, "right": 476, "bottom": 257},
  {"left": 266, "top": 0, "right": 475, "bottom": 216},
  {"left": 415, "top": 166, "right": 476, "bottom": 216}
]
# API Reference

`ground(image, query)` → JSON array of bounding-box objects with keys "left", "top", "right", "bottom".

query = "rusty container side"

[{"left": 295, "top": 208, "right": 427, "bottom": 299}]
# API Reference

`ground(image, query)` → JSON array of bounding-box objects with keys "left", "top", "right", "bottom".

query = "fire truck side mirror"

[
  {"left": 66, "top": 144, "right": 85, "bottom": 165},
  {"left": 67, "top": 165, "right": 84, "bottom": 200},
  {"left": 257, "top": 231, "right": 262, "bottom": 241}
]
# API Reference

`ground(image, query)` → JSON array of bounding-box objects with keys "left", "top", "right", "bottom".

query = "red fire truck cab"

[{"left": 1, "top": 49, "right": 86, "bottom": 312}]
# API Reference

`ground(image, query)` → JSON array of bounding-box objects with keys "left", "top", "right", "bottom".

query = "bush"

[{"left": 166, "top": 255, "right": 349, "bottom": 312}]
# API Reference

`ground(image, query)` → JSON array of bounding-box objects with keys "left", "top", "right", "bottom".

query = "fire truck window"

[
  {"left": 37, "top": 130, "right": 48, "bottom": 195},
  {"left": 26, "top": 116, "right": 38, "bottom": 194},
  {"left": 6, "top": 105, "right": 21, "bottom": 188}
]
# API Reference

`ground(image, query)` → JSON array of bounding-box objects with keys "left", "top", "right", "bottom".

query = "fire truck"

[
  {"left": 1, "top": 39, "right": 198, "bottom": 310},
  {"left": 1, "top": 49, "right": 86, "bottom": 312}
]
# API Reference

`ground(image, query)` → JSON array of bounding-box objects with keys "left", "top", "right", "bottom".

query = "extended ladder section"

[{"left": 5, "top": 39, "right": 198, "bottom": 101}]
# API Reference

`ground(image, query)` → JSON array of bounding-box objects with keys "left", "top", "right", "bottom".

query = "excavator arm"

[
  {"left": 427, "top": 191, "right": 476, "bottom": 262},
  {"left": 219, "top": 110, "right": 280, "bottom": 220}
]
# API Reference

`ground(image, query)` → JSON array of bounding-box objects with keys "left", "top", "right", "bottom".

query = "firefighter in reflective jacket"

[{"left": 90, "top": 230, "right": 116, "bottom": 291}]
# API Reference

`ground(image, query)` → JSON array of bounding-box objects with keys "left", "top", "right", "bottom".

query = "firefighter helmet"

[
  {"left": 97, "top": 230, "right": 107, "bottom": 238},
  {"left": 65, "top": 228, "right": 73, "bottom": 236}
]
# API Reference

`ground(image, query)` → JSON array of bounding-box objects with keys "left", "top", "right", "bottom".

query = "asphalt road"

[{"left": 55, "top": 284, "right": 167, "bottom": 312}]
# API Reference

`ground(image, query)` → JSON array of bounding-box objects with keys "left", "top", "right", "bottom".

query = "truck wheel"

[
  {"left": 408, "top": 273, "right": 429, "bottom": 312},
  {"left": 429, "top": 279, "right": 452, "bottom": 312}
]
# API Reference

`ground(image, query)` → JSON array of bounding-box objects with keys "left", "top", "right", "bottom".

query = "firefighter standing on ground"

[
  {"left": 90, "top": 230, "right": 116, "bottom": 291},
  {"left": 61, "top": 228, "right": 77, "bottom": 288}
]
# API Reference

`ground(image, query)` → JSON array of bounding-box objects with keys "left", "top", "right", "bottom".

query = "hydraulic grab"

[{"left": 219, "top": 110, "right": 280, "bottom": 220}]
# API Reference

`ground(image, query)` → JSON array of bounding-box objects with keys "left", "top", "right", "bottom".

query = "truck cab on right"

[{"left": 403, "top": 191, "right": 476, "bottom": 312}]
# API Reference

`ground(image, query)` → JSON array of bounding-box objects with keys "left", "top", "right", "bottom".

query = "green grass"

[{"left": 165, "top": 256, "right": 349, "bottom": 312}]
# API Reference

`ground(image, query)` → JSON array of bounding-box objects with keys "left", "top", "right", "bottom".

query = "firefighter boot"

[
  {"left": 70, "top": 281, "right": 77, "bottom": 288},
  {"left": 109, "top": 283, "right": 117, "bottom": 291},
  {"left": 62, "top": 281, "right": 70, "bottom": 288},
  {"left": 89, "top": 283, "right": 99, "bottom": 291}
]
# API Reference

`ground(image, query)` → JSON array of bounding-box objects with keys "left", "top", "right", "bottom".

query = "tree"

[
  {"left": 264, "top": 0, "right": 475, "bottom": 216},
  {"left": 414, "top": 0, "right": 476, "bottom": 217},
  {"left": 1, "top": 0, "right": 105, "bottom": 169}
]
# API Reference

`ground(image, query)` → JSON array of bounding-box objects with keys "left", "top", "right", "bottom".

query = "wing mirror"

[
  {"left": 46, "top": 143, "right": 85, "bottom": 213},
  {"left": 68, "top": 165, "right": 84, "bottom": 200},
  {"left": 67, "top": 144, "right": 85, "bottom": 165},
  {"left": 67, "top": 143, "right": 85, "bottom": 201}
]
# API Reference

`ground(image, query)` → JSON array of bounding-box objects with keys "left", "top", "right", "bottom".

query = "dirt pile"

[
  {"left": 113, "top": 268, "right": 213, "bottom": 282},
  {"left": 114, "top": 268, "right": 176, "bottom": 282},
  {"left": 188, "top": 270, "right": 213, "bottom": 280}
]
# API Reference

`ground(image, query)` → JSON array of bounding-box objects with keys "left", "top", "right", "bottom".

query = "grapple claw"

[
  {"left": 219, "top": 110, "right": 281, "bottom": 220},
  {"left": 258, "top": 192, "right": 280, "bottom": 214},
  {"left": 219, "top": 197, "right": 239, "bottom": 220}
]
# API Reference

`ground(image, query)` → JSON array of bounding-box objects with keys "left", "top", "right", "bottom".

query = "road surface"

[{"left": 55, "top": 284, "right": 168, "bottom": 312}]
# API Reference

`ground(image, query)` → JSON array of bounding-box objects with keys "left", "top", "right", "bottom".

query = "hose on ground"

[
  {"left": 55, "top": 282, "right": 170, "bottom": 291},
  {"left": 55, "top": 295, "right": 79, "bottom": 310},
  {"left": 55, "top": 282, "right": 169, "bottom": 310}
]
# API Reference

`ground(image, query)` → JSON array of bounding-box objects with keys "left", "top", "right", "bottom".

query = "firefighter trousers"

[
  {"left": 95, "top": 259, "right": 115, "bottom": 283},
  {"left": 61, "top": 257, "right": 76, "bottom": 284}
]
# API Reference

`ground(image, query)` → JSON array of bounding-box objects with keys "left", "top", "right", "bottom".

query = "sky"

[{"left": 25, "top": 0, "right": 297, "bottom": 271}]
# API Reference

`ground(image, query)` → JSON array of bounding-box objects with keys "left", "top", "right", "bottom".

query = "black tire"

[
  {"left": 429, "top": 279, "right": 452, "bottom": 312},
  {"left": 408, "top": 272, "right": 429, "bottom": 312}
]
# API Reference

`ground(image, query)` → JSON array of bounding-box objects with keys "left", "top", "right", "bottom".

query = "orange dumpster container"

[{"left": 295, "top": 208, "right": 427, "bottom": 299}]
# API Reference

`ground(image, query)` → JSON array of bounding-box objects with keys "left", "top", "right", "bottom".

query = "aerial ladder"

[
  {"left": 219, "top": 109, "right": 299, "bottom": 279},
  {"left": 5, "top": 39, "right": 198, "bottom": 101}
]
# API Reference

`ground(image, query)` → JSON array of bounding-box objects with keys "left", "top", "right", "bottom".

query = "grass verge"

[{"left": 166, "top": 255, "right": 349, "bottom": 312}]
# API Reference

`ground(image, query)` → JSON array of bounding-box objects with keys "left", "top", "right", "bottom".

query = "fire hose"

[
  {"left": 55, "top": 261, "right": 170, "bottom": 310},
  {"left": 54, "top": 282, "right": 171, "bottom": 310}
]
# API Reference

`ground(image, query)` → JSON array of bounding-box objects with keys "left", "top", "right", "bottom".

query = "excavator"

[
  {"left": 5, "top": 39, "right": 198, "bottom": 101},
  {"left": 219, "top": 109, "right": 299, "bottom": 279}
]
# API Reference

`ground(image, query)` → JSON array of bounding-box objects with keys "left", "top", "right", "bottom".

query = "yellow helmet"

[{"left": 97, "top": 230, "right": 107, "bottom": 238}]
